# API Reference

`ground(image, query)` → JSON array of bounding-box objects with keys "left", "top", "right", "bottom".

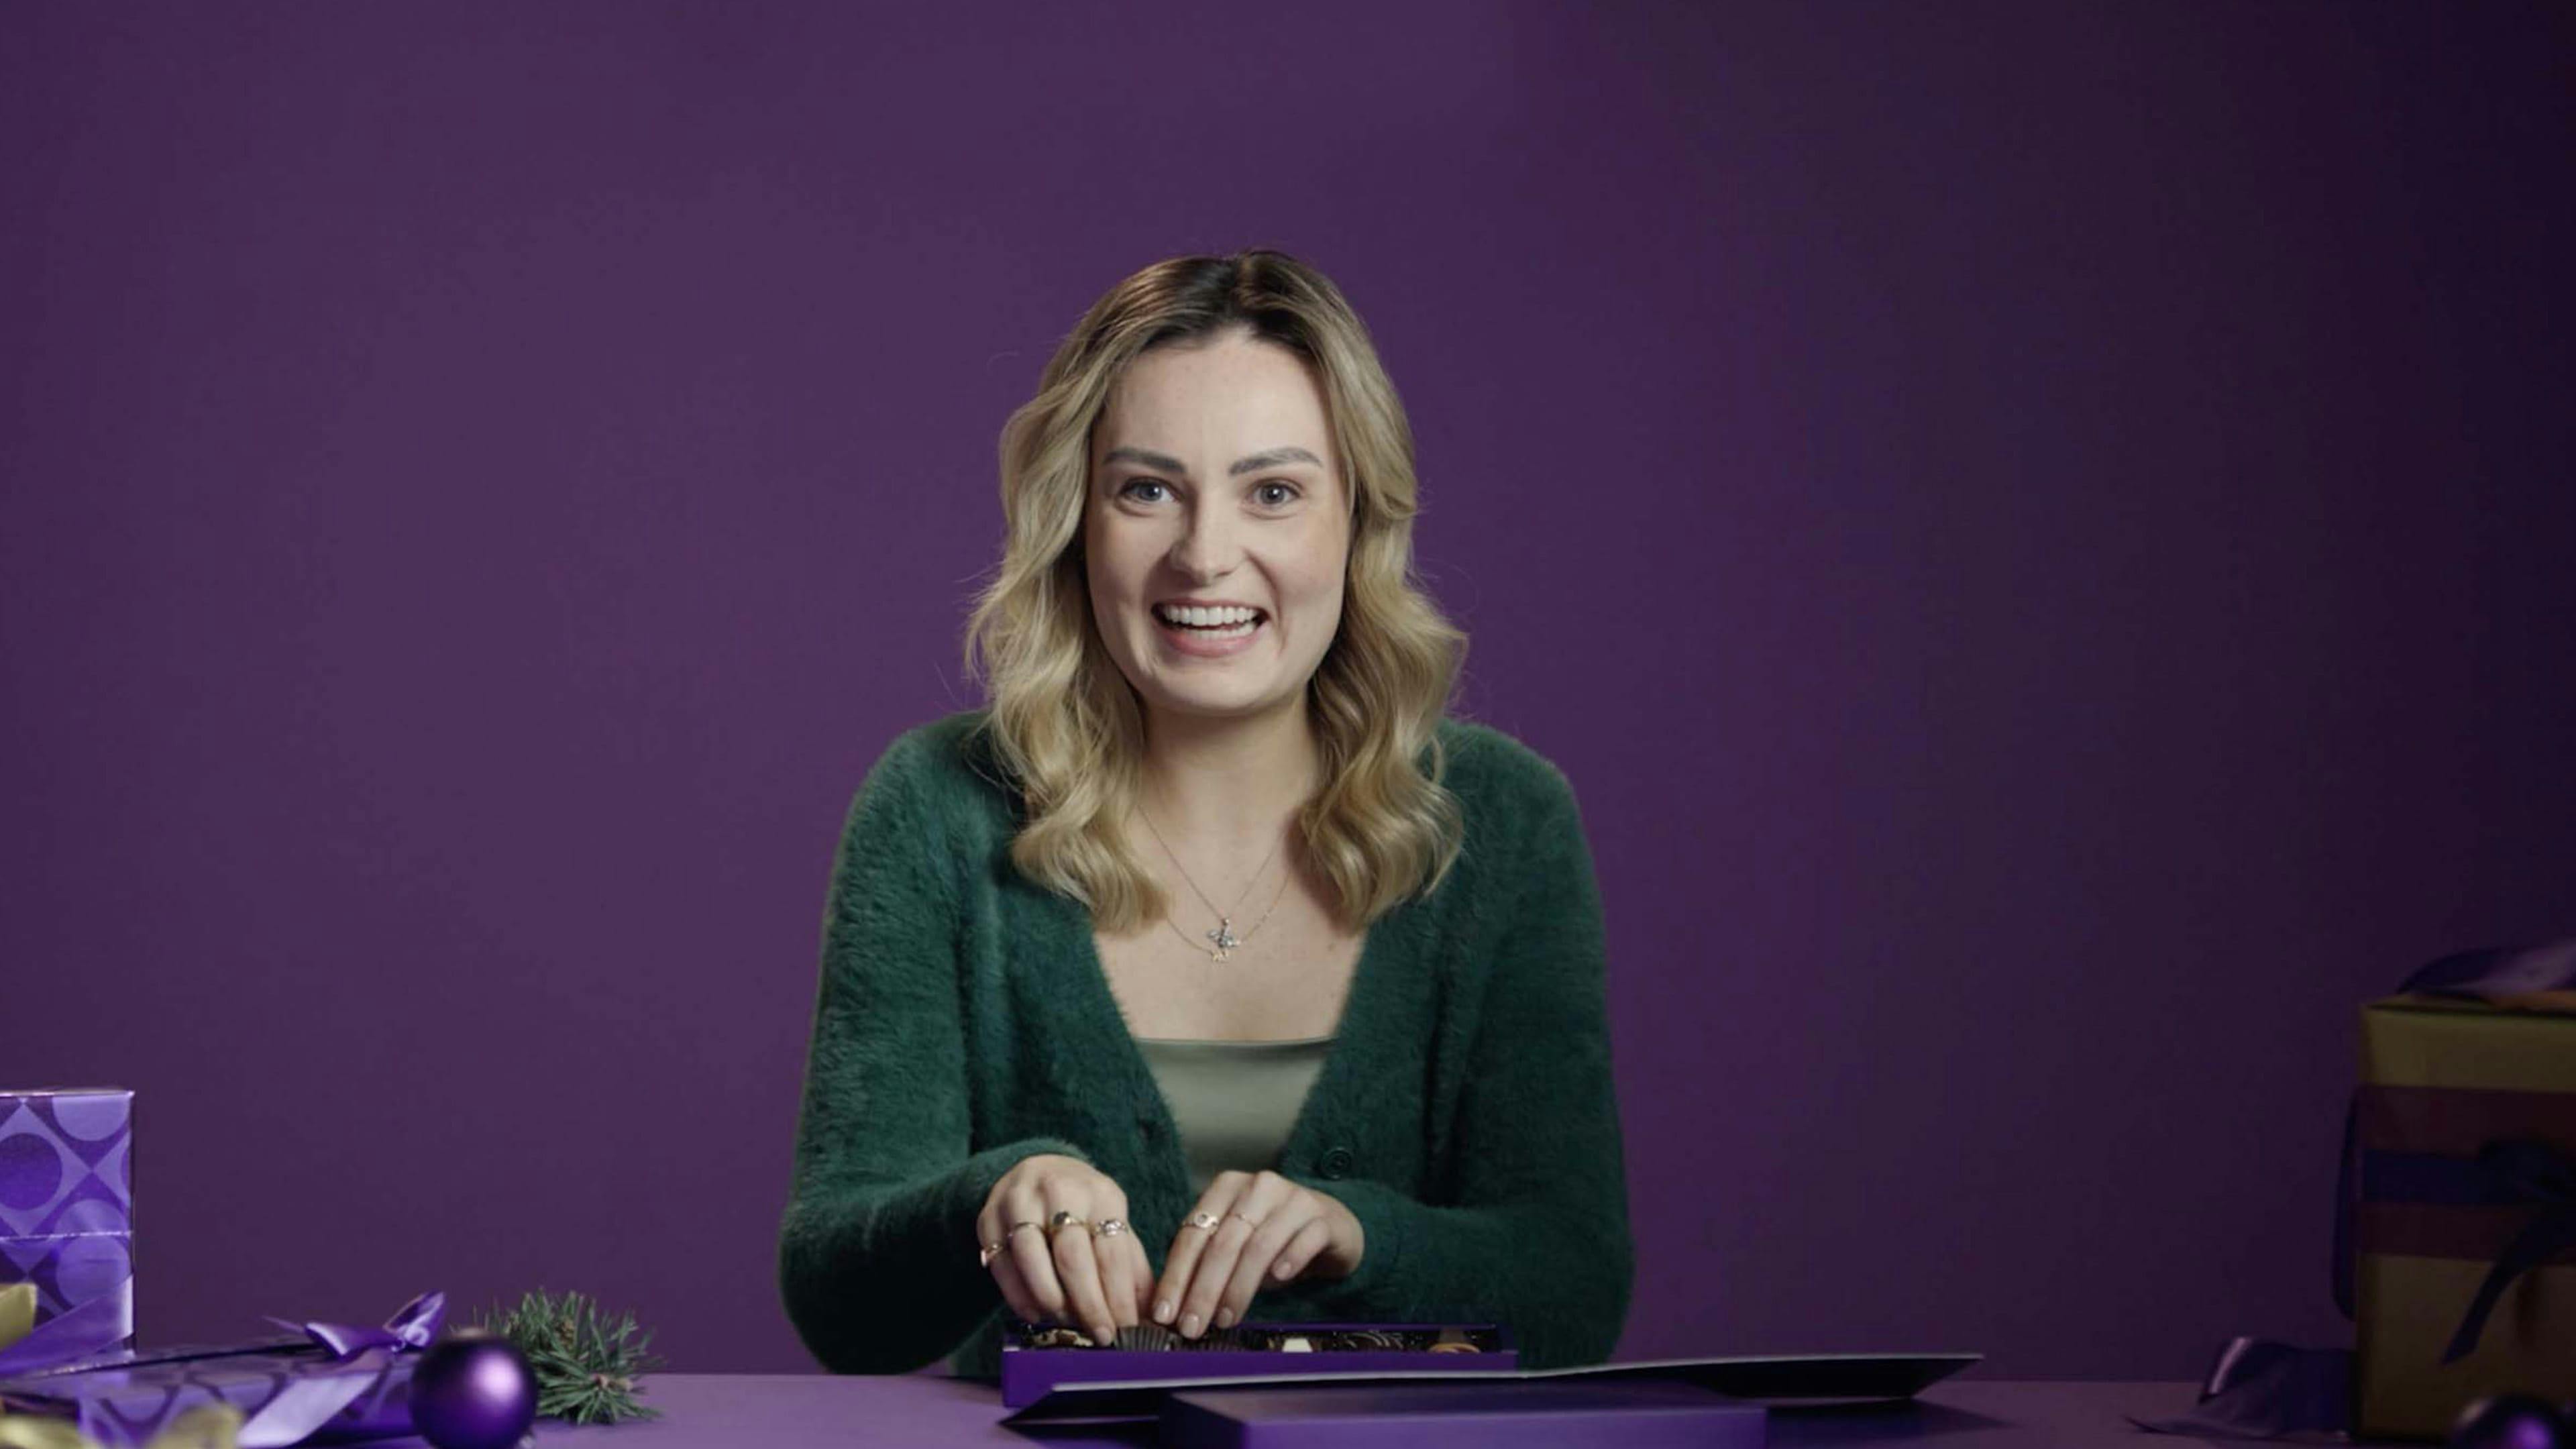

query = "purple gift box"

[
  {"left": 0, "top": 1291, "right": 446, "bottom": 1448},
  {"left": 0, "top": 1087, "right": 134, "bottom": 1374},
  {"left": 0, "top": 1340, "right": 419, "bottom": 1433},
  {"left": 0, "top": 1338, "right": 420, "bottom": 1447}
]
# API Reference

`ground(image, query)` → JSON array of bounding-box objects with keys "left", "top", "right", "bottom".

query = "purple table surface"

[{"left": 325, "top": 1374, "right": 2412, "bottom": 1448}]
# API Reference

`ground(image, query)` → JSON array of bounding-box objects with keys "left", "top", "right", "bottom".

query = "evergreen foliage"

[{"left": 477, "top": 1288, "right": 663, "bottom": 1426}]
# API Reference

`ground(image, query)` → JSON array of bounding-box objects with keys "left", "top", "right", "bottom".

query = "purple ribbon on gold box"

[
  {"left": 0, "top": 1291, "right": 445, "bottom": 1448},
  {"left": 0, "top": 1087, "right": 134, "bottom": 1377}
]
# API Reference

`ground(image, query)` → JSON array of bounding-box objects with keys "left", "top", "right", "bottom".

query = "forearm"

[{"left": 780, "top": 1138, "right": 1091, "bottom": 1374}]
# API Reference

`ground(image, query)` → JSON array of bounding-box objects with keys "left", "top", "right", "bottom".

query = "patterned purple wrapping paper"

[
  {"left": 0, "top": 1339, "right": 421, "bottom": 1447},
  {"left": 0, "top": 1088, "right": 134, "bottom": 1371}
]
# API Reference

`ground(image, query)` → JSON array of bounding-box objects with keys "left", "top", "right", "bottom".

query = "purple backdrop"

[{"left": 4, "top": 1, "right": 2571, "bottom": 1378}]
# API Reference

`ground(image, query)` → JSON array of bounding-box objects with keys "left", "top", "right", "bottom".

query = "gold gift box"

[{"left": 2355, "top": 991, "right": 2576, "bottom": 1440}]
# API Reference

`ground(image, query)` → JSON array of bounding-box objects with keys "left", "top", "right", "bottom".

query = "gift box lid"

[
  {"left": 2367, "top": 991, "right": 2576, "bottom": 1016},
  {"left": 1163, "top": 1380, "right": 1766, "bottom": 1449},
  {"left": 1008, "top": 1351, "right": 1982, "bottom": 1424},
  {"left": 2362, "top": 994, "right": 2576, "bottom": 1093}
]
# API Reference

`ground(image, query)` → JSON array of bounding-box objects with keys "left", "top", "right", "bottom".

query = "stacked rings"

[
  {"left": 980, "top": 1220, "right": 1046, "bottom": 1267},
  {"left": 981, "top": 1215, "right": 1132, "bottom": 1264}
]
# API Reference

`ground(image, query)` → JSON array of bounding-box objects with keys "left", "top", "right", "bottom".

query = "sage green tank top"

[{"left": 1132, "top": 1034, "right": 1336, "bottom": 1198}]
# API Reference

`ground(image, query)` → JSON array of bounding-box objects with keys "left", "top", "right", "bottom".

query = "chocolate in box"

[{"left": 1000, "top": 1320, "right": 1517, "bottom": 1407}]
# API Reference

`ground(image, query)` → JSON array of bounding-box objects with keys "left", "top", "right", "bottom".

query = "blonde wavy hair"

[{"left": 960, "top": 249, "right": 1469, "bottom": 935}]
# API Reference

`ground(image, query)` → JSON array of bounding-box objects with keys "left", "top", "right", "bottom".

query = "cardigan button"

[{"left": 1318, "top": 1146, "right": 1355, "bottom": 1179}]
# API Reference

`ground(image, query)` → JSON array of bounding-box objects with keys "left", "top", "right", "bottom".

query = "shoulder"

[
  {"left": 847, "top": 709, "right": 1025, "bottom": 847},
  {"left": 860, "top": 709, "right": 1008, "bottom": 806},
  {"left": 1432, "top": 714, "right": 1580, "bottom": 821}
]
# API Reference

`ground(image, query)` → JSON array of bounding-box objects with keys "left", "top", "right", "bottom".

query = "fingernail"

[
  {"left": 1273, "top": 1260, "right": 1292, "bottom": 1281},
  {"left": 1093, "top": 1325, "right": 1114, "bottom": 1347},
  {"left": 1181, "top": 1311, "right": 1202, "bottom": 1337},
  {"left": 1152, "top": 1299, "right": 1174, "bottom": 1324},
  {"left": 1214, "top": 1307, "right": 1236, "bottom": 1329}
]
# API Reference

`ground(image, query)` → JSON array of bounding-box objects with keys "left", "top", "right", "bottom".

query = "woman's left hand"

[{"left": 1152, "top": 1169, "right": 1364, "bottom": 1338}]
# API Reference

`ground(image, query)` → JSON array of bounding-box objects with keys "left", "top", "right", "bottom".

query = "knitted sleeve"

[
  {"left": 1280, "top": 765, "right": 1635, "bottom": 1368},
  {"left": 777, "top": 729, "right": 1095, "bottom": 1374}
]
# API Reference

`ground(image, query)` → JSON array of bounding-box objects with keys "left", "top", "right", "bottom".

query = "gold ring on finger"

[
  {"left": 978, "top": 1239, "right": 1006, "bottom": 1267},
  {"left": 1226, "top": 1211, "right": 1262, "bottom": 1230},
  {"left": 1183, "top": 1212, "right": 1221, "bottom": 1231},
  {"left": 1047, "top": 1210, "right": 1089, "bottom": 1237},
  {"left": 1006, "top": 1220, "right": 1045, "bottom": 1239},
  {"left": 1091, "top": 1217, "right": 1128, "bottom": 1238}
]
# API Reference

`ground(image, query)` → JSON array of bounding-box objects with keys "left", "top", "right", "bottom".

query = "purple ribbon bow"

[{"left": 266, "top": 1288, "right": 447, "bottom": 1360}]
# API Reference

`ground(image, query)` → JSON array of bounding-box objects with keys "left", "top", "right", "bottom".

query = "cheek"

[{"left": 1083, "top": 530, "right": 1148, "bottom": 600}]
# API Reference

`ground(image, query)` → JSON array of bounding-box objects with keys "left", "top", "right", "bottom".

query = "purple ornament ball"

[
  {"left": 2448, "top": 1395, "right": 2570, "bottom": 1449},
  {"left": 410, "top": 1330, "right": 539, "bottom": 1449}
]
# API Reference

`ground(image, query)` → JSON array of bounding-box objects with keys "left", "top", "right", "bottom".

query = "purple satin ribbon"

[
  {"left": 2434, "top": 1138, "right": 2576, "bottom": 1364},
  {"left": 2129, "top": 1335, "right": 2352, "bottom": 1440},
  {"left": 0, "top": 1277, "right": 134, "bottom": 1377}
]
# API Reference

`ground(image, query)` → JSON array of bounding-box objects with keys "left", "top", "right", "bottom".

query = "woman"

[{"left": 777, "top": 250, "right": 1631, "bottom": 1380}]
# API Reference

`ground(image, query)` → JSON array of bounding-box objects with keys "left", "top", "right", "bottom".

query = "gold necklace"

[{"left": 1136, "top": 804, "right": 1292, "bottom": 962}]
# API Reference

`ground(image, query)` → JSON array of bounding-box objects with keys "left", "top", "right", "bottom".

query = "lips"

[{"left": 1152, "top": 608, "right": 1265, "bottom": 656}]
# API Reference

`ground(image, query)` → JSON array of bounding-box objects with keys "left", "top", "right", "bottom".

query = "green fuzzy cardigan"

[{"left": 776, "top": 710, "right": 1633, "bottom": 1379}]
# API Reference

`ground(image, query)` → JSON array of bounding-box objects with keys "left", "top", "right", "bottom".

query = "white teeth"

[{"left": 1155, "top": 604, "right": 1262, "bottom": 627}]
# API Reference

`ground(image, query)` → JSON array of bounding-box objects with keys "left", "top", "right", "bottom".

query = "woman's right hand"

[{"left": 979, "top": 1153, "right": 1152, "bottom": 1346}]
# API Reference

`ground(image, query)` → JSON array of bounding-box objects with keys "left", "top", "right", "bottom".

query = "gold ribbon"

[
  {"left": 0, "top": 1403, "right": 244, "bottom": 1449},
  {"left": 0, "top": 1285, "right": 32, "bottom": 1356}
]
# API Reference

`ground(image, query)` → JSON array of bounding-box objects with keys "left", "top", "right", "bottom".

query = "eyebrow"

[{"left": 1102, "top": 445, "right": 1324, "bottom": 478}]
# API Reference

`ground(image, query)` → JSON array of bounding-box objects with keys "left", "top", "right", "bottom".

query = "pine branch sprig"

[{"left": 476, "top": 1288, "right": 663, "bottom": 1426}]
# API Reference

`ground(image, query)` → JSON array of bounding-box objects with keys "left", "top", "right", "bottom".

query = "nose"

[{"left": 1167, "top": 496, "right": 1238, "bottom": 580}]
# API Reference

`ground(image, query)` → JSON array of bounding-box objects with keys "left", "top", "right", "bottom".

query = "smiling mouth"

[
  {"left": 1152, "top": 605, "right": 1267, "bottom": 635},
  {"left": 1156, "top": 614, "right": 1263, "bottom": 638}
]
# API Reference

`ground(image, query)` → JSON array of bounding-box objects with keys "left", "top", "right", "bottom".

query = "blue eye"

[{"left": 1118, "top": 478, "right": 1300, "bottom": 508}]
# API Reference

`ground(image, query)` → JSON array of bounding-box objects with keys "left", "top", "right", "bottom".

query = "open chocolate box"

[{"left": 999, "top": 1321, "right": 1517, "bottom": 1407}]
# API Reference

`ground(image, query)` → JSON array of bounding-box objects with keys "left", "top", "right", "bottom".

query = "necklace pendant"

[{"left": 1208, "top": 918, "right": 1241, "bottom": 961}]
